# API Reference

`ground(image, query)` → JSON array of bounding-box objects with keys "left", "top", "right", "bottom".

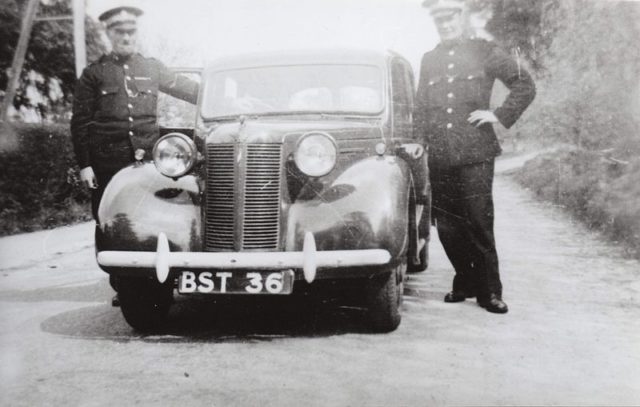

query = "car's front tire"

[
  {"left": 118, "top": 276, "right": 173, "bottom": 333},
  {"left": 365, "top": 263, "right": 405, "bottom": 333}
]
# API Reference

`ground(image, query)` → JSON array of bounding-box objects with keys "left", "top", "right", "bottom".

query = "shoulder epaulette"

[
  {"left": 135, "top": 53, "right": 153, "bottom": 61},
  {"left": 469, "top": 37, "right": 492, "bottom": 47}
]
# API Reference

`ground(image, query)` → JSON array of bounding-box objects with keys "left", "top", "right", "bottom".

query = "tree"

[
  {"left": 469, "top": 0, "right": 640, "bottom": 155},
  {"left": 0, "top": 0, "right": 105, "bottom": 118},
  {"left": 469, "top": 0, "right": 560, "bottom": 73}
]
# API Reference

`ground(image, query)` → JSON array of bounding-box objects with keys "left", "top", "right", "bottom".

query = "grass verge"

[{"left": 514, "top": 148, "right": 640, "bottom": 258}]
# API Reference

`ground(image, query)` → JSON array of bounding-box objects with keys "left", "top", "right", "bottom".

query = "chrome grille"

[
  {"left": 205, "top": 144, "right": 235, "bottom": 250},
  {"left": 205, "top": 143, "right": 282, "bottom": 251},
  {"left": 242, "top": 144, "right": 282, "bottom": 249}
]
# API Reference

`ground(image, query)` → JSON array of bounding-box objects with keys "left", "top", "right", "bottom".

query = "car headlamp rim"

[
  {"left": 152, "top": 132, "right": 197, "bottom": 178},
  {"left": 294, "top": 131, "right": 338, "bottom": 177}
]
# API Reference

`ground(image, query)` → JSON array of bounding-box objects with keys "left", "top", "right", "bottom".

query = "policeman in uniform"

[
  {"left": 413, "top": 0, "right": 536, "bottom": 313},
  {"left": 71, "top": 4, "right": 198, "bottom": 220}
]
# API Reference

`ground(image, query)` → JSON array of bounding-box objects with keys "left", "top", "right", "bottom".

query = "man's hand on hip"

[
  {"left": 80, "top": 166, "right": 98, "bottom": 189},
  {"left": 468, "top": 110, "right": 499, "bottom": 127}
]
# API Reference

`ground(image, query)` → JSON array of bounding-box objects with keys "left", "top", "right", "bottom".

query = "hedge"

[
  {"left": 0, "top": 123, "right": 91, "bottom": 236},
  {"left": 514, "top": 149, "right": 640, "bottom": 258}
]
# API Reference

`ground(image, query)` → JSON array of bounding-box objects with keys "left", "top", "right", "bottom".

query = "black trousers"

[
  {"left": 430, "top": 160, "right": 502, "bottom": 299},
  {"left": 90, "top": 170, "right": 118, "bottom": 221},
  {"left": 90, "top": 170, "right": 119, "bottom": 292}
]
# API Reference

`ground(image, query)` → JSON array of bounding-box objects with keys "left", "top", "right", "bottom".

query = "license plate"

[{"left": 177, "top": 270, "right": 294, "bottom": 295}]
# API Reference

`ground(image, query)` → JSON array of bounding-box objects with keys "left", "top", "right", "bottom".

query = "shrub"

[
  {"left": 515, "top": 149, "right": 640, "bottom": 257},
  {"left": 0, "top": 123, "right": 91, "bottom": 235},
  {"left": 511, "top": 1, "right": 640, "bottom": 156}
]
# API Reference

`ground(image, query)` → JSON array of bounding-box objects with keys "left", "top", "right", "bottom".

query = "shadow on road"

[
  {"left": 10, "top": 275, "right": 440, "bottom": 342},
  {"left": 40, "top": 293, "right": 377, "bottom": 342}
]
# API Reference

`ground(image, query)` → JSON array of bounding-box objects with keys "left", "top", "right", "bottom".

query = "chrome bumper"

[{"left": 97, "top": 232, "right": 391, "bottom": 284}]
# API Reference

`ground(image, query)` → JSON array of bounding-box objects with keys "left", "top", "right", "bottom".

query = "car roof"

[{"left": 205, "top": 48, "right": 404, "bottom": 72}]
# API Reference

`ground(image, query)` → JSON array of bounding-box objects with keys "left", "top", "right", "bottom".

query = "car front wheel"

[
  {"left": 118, "top": 276, "right": 173, "bottom": 333},
  {"left": 365, "top": 263, "right": 405, "bottom": 333}
]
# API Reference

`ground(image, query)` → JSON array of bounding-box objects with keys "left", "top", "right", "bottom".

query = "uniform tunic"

[
  {"left": 414, "top": 38, "right": 535, "bottom": 298},
  {"left": 70, "top": 52, "right": 199, "bottom": 219},
  {"left": 414, "top": 38, "right": 535, "bottom": 168},
  {"left": 71, "top": 52, "right": 198, "bottom": 173}
]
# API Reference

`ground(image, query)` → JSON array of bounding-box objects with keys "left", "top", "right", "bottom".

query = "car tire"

[
  {"left": 118, "top": 276, "right": 173, "bottom": 333},
  {"left": 365, "top": 263, "right": 405, "bottom": 333}
]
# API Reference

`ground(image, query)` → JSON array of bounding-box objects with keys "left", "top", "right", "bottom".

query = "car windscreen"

[{"left": 201, "top": 64, "right": 384, "bottom": 118}]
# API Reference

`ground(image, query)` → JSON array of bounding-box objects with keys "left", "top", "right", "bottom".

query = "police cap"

[
  {"left": 98, "top": 5, "right": 143, "bottom": 29},
  {"left": 422, "top": 0, "right": 465, "bottom": 17}
]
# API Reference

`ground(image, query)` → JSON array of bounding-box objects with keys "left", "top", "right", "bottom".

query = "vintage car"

[{"left": 96, "top": 49, "right": 430, "bottom": 333}]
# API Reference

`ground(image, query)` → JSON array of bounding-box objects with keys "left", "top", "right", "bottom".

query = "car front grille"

[
  {"left": 242, "top": 144, "right": 282, "bottom": 249},
  {"left": 205, "top": 144, "right": 236, "bottom": 250},
  {"left": 204, "top": 143, "right": 282, "bottom": 251}
]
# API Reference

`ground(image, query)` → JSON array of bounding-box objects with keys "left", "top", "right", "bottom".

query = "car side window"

[{"left": 391, "top": 61, "right": 412, "bottom": 124}]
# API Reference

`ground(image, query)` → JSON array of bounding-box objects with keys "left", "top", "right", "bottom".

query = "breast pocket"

[
  {"left": 458, "top": 71, "right": 489, "bottom": 105},
  {"left": 96, "top": 86, "right": 120, "bottom": 118},
  {"left": 134, "top": 79, "right": 158, "bottom": 114},
  {"left": 423, "top": 76, "right": 444, "bottom": 106}
]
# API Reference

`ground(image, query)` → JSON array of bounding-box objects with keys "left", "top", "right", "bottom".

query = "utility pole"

[
  {"left": 72, "top": 0, "right": 86, "bottom": 77},
  {"left": 1, "top": 0, "right": 40, "bottom": 123}
]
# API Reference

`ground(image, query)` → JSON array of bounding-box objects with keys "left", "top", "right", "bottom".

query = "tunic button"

[
  {"left": 127, "top": 103, "right": 133, "bottom": 109},
  {"left": 447, "top": 92, "right": 454, "bottom": 98},
  {"left": 468, "top": 75, "right": 474, "bottom": 80},
  {"left": 101, "top": 90, "right": 107, "bottom": 95},
  {"left": 448, "top": 63, "right": 455, "bottom": 69},
  {"left": 448, "top": 50, "right": 455, "bottom": 56},
  {"left": 446, "top": 123, "right": 453, "bottom": 129},
  {"left": 129, "top": 131, "right": 134, "bottom": 136},
  {"left": 126, "top": 76, "right": 132, "bottom": 80},
  {"left": 447, "top": 108, "right": 453, "bottom": 114},
  {"left": 448, "top": 77, "right": 454, "bottom": 83},
  {"left": 129, "top": 117, "right": 134, "bottom": 122},
  {"left": 428, "top": 81, "right": 435, "bottom": 86},
  {"left": 123, "top": 64, "right": 129, "bottom": 69}
]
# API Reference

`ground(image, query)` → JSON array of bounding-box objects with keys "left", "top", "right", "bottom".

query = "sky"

[{"left": 86, "top": 0, "right": 440, "bottom": 73}]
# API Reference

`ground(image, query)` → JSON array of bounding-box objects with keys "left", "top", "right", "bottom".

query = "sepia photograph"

[{"left": 0, "top": 0, "right": 639, "bottom": 405}]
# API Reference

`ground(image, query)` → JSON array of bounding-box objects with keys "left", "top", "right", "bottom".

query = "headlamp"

[
  {"left": 294, "top": 132, "right": 337, "bottom": 177},
  {"left": 152, "top": 132, "right": 197, "bottom": 178}
]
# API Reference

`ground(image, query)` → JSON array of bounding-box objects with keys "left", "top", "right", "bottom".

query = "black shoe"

[
  {"left": 477, "top": 293, "right": 508, "bottom": 314},
  {"left": 111, "top": 294, "right": 120, "bottom": 307},
  {"left": 444, "top": 291, "right": 467, "bottom": 303}
]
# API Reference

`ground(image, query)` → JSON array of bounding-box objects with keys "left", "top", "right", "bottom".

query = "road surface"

[{"left": 1, "top": 171, "right": 639, "bottom": 406}]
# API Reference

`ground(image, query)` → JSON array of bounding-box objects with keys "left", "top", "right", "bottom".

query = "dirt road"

[{"left": 1, "top": 173, "right": 639, "bottom": 406}]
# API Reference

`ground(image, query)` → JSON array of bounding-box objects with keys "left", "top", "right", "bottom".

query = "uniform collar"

[
  {"left": 438, "top": 36, "right": 472, "bottom": 50},
  {"left": 107, "top": 52, "right": 138, "bottom": 65}
]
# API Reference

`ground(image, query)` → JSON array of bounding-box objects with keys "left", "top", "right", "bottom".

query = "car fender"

[
  {"left": 286, "top": 156, "right": 411, "bottom": 262},
  {"left": 96, "top": 163, "right": 202, "bottom": 255}
]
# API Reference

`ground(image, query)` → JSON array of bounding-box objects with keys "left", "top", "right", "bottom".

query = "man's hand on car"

[
  {"left": 80, "top": 166, "right": 98, "bottom": 189},
  {"left": 401, "top": 143, "right": 425, "bottom": 159}
]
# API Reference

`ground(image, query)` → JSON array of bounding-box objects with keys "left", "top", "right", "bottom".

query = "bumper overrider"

[{"left": 97, "top": 231, "right": 392, "bottom": 284}]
